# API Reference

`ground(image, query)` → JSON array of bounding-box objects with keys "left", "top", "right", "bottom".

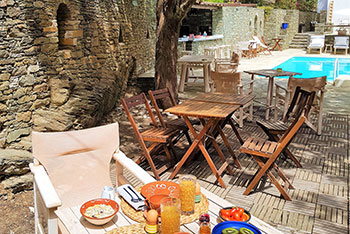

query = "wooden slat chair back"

[
  {"left": 275, "top": 76, "right": 326, "bottom": 135},
  {"left": 210, "top": 70, "right": 254, "bottom": 127},
  {"left": 257, "top": 87, "right": 315, "bottom": 168},
  {"left": 214, "top": 51, "right": 240, "bottom": 73},
  {"left": 241, "top": 114, "right": 307, "bottom": 200},
  {"left": 121, "top": 93, "right": 179, "bottom": 180},
  {"left": 32, "top": 123, "right": 119, "bottom": 208},
  {"left": 148, "top": 88, "right": 197, "bottom": 145}
]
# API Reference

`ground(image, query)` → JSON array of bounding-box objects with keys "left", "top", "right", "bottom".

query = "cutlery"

[
  {"left": 123, "top": 188, "right": 138, "bottom": 203},
  {"left": 128, "top": 185, "right": 144, "bottom": 201}
]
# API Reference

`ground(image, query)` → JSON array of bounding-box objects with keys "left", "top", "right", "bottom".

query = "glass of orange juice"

[
  {"left": 160, "top": 197, "right": 181, "bottom": 234},
  {"left": 179, "top": 174, "right": 196, "bottom": 215}
]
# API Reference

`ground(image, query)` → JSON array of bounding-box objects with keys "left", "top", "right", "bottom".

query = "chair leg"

[
  {"left": 239, "top": 106, "right": 244, "bottom": 128},
  {"left": 243, "top": 156, "right": 274, "bottom": 196},
  {"left": 249, "top": 102, "right": 253, "bottom": 121}
]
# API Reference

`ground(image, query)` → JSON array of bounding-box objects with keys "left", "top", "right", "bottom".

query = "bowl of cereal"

[{"left": 80, "top": 198, "right": 119, "bottom": 225}]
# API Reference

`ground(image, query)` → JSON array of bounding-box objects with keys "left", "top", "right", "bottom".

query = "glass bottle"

[{"left": 199, "top": 213, "right": 211, "bottom": 234}]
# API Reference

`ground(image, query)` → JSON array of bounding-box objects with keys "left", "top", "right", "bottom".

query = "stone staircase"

[{"left": 289, "top": 33, "right": 309, "bottom": 49}]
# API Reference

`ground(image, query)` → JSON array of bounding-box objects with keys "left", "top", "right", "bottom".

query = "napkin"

[{"left": 116, "top": 184, "right": 146, "bottom": 210}]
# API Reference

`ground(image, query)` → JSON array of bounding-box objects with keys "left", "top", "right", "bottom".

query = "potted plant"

[{"left": 337, "top": 27, "right": 347, "bottom": 35}]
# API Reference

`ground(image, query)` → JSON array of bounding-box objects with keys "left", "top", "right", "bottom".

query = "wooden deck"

[{"left": 118, "top": 106, "right": 349, "bottom": 234}]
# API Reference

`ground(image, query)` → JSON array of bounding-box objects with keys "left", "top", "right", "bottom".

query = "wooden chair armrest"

[
  {"left": 29, "top": 163, "right": 62, "bottom": 209},
  {"left": 113, "top": 151, "right": 155, "bottom": 185},
  {"left": 241, "top": 80, "right": 255, "bottom": 87}
]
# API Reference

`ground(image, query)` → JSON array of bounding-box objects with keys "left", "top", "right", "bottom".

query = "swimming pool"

[{"left": 273, "top": 57, "right": 350, "bottom": 81}]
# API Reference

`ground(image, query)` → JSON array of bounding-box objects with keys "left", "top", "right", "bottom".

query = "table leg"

[
  {"left": 179, "top": 64, "right": 187, "bottom": 93},
  {"left": 265, "top": 76, "right": 274, "bottom": 120},
  {"left": 170, "top": 117, "right": 227, "bottom": 188},
  {"left": 214, "top": 123, "right": 241, "bottom": 169},
  {"left": 169, "top": 117, "right": 214, "bottom": 180},
  {"left": 204, "top": 63, "right": 210, "bottom": 93}
]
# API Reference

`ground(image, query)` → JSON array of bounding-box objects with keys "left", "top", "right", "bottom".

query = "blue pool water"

[{"left": 273, "top": 57, "right": 350, "bottom": 81}]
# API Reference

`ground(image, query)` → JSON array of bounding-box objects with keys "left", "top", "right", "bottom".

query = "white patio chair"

[
  {"left": 333, "top": 36, "right": 349, "bottom": 55},
  {"left": 307, "top": 35, "right": 325, "bottom": 54},
  {"left": 30, "top": 123, "right": 122, "bottom": 234}
]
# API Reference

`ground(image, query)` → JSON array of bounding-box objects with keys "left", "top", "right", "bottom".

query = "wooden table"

[
  {"left": 271, "top": 38, "right": 282, "bottom": 51},
  {"left": 54, "top": 188, "right": 279, "bottom": 234},
  {"left": 178, "top": 55, "right": 214, "bottom": 93},
  {"left": 192, "top": 93, "right": 255, "bottom": 144},
  {"left": 244, "top": 69, "right": 302, "bottom": 120},
  {"left": 165, "top": 100, "right": 241, "bottom": 188}
]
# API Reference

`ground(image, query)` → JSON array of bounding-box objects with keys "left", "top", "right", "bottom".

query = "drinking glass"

[
  {"left": 160, "top": 197, "right": 180, "bottom": 234},
  {"left": 179, "top": 174, "right": 196, "bottom": 215}
]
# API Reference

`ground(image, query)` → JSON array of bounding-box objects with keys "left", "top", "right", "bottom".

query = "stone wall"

[
  {"left": 264, "top": 9, "right": 299, "bottom": 50},
  {"left": 0, "top": 0, "right": 156, "bottom": 192},
  {"left": 299, "top": 11, "right": 319, "bottom": 32},
  {"left": 218, "top": 7, "right": 265, "bottom": 45}
]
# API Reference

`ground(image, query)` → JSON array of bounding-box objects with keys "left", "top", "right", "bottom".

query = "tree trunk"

[{"left": 155, "top": 0, "right": 195, "bottom": 107}]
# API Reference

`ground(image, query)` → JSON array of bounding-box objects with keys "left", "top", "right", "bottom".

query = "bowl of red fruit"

[{"left": 219, "top": 206, "right": 251, "bottom": 223}]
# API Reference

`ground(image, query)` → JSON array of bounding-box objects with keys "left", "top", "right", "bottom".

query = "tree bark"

[{"left": 155, "top": 0, "right": 196, "bottom": 106}]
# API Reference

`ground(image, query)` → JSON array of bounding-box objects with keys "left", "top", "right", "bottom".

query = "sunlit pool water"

[{"left": 273, "top": 57, "right": 350, "bottom": 81}]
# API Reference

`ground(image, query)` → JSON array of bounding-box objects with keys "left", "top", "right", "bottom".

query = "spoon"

[
  {"left": 123, "top": 188, "right": 138, "bottom": 203},
  {"left": 128, "top": 185, "right": 144, "bottom": 201}
]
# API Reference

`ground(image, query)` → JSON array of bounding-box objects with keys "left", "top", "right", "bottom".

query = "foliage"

[
  {"left": 274, "top": 0, "right": 297, "bottom": 10},
  {"left": 296, "top": 0, "right": 317, "bottom": 12},
  {"left": 258, "top": 6, "right": 274, "bottom": 20}
]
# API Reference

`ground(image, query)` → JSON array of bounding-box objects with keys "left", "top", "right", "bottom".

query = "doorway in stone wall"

[{"left": 57, "top": 3, "right": 71, "bottom": 50}]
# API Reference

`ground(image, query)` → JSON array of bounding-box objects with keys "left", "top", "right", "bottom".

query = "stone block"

[
  {"left": 6, "top": 127, "right": 31, "bottom": 143},
  {"left": 33, "top": 83, "right": 49, "bottom": 93},
  {"left": 6, "top": 7, "right": 21, "bottom": 18},
  {"left": 33, "top": 1, "right": 44, "bottom": 8},
  {"left": 0, "top": 81, "right": 9, "bottom": 91},
  {"left": 16, "top": 111, "right": 31, "bottom": 122},
  {"left": 1, "top": 174, "right": 33, "bottom": 193},
  {"left": 19, "top": 74, "right": 35, "bottom": 86},
  {"left": 30, "top": 98, "right": 49, "bottom": 109},
  {"left": 65, "top": 30, "right": 83, "bottom": 38},
  {"left": 12, "top": 66, "right": 27, "bottom": 76},
  {"left": 0, "top": 149, "right": 32, "bottom": 176},
  {"left": 0, "top": 0, "right": 7, "bottom": 7},
  {"left": 33, "top": 109, "right": 73, "bottom": 131},
  {"left": 60, "top": 38, "right": 77, "bottom": 46},
  {"left": 43, "top": 26, "right": 58, "bottom": 33},
  {"left": 0, "top": 73, "right": 10, "bottom": 81},
  {"left": 27, "top": 65, "right": 39, "bottom": 73},
  {"left": 40, "top": 44, "right": 57, "bottom": 53}
]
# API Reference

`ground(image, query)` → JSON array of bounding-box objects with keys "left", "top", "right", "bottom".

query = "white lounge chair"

[
  {"left": 252, "top": 36, "right": 272, "bottom": 55},
  {"left": 307, "top": 35, "right": 325, "bottom": 54},
  {"left": 334, "top": 36, "right": 349, "bottom": 55}
]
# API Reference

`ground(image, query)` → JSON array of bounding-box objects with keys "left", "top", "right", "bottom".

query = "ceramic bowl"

[
  {"left": 141, "top": 181, "right": 179, "bottom": 199},
  {"left": 80, "top": 198, "right": 119, "bottom": 226},
  {"left": 219, "top": 206, "right": 251, "bottom": 223}
]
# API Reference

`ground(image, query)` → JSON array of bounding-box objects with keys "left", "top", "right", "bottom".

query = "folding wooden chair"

[
  {"left": 275, "top": 76, "right": 326, "bottom": 135},
  {"left": 240, "top": 89, "right": 313, "bottom": 200},
  {"left": 256, "top": 87, "right": 316, "bottom": 168},
  {"left": 121, "top": 93, "right": 179, "bottom": 180},
  {"left": 210, "top": 71, "right": 254, "bottom": 127},
  {"left": 148, "top": 88, "right": 199, "bottom": 145}
]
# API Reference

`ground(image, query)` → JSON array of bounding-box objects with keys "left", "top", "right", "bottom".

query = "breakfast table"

[
  {"left": 54, "top": 187, "right": 280, "bottom": 234},
  {"left": 52, "top": 151, "right": 283, "bottom": 234},
  {"left": 165, "top": 100, "right": 242, "bottom": 188},
  {"left": 178, "top": 55, "right": 214, "bottom": 93},
  {"left": 244, "top": 69, "right": 302, "bottom": 120}
]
